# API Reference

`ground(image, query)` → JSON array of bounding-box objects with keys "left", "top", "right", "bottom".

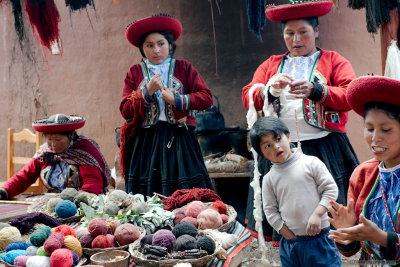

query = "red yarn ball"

[
  {"left": 50, "top": 248, "right": 73, "bottom": 267},
  {"left": 53, "top": 225, "right": 77, "bottom": 237},
  {"left": 88, "top": 218, "right": 108, "bottom": 237},
  {"left": 221, "top": 214, "right": 229, "bottom": 224},
  {"left": 212, "top": 200, "right": 227, "bottom": 214},
  {"left": 91, "top": 235, "right": 112, "bottom": 249},
  {"left": 44, "top": 232, "right": 64, "bottom": 255},
  {"left": 184, "top": 201, "right": 205, "bottom": 218},
  {"left": 181, "top": 216, "right": 198, "bottom": 228},
  {"left": 114, "top": 223, "right": 140, "bottom": 246}
]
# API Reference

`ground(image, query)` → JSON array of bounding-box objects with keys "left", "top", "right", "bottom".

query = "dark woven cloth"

[
  {"left": 125, "top": 122, "right": 215, "bottom": 197},
  {"left": 246, "top": 0, "right": 266, "bottom": 41},
  {"left": 245, "top": 132, "right": 359, "bottom": 239},
  {"left": 9, "top": 212, "right": 63, "bottom": 234}
]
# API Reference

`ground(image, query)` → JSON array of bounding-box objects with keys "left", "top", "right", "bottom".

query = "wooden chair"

[{"left": 7, "top": 128, "right": 44, "bottom": 194}]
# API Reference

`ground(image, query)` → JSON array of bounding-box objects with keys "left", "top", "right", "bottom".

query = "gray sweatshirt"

[{"left": 262, "top": 149, "right": 338, "bottom": 236}]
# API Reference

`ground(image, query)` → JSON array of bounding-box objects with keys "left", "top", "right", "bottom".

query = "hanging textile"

[
  {"left": 10, "top": 0, "right": 26, "bottom": 43},
  {"left": 24, "top": 0, "right": 61, "bottom": 51},
  {"left": 384, "top": 39, "right": 400, "bottom": 79},
  {"left": 246, "top": 0, "right": 266, "bottom": 41},
  {"left": 65, "top": 0, "right": 95, "bottom": 12}
]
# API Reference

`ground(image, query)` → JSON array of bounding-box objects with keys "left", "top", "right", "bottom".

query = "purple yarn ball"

[
  {"left": 69, "top": 250, "right": 79, "bottom": 265},
  {"left": 152, "top": 229, "right": 176, "bottom": 251}
]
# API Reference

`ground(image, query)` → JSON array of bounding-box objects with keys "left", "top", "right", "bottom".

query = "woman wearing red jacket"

[{"left": 0, "top": 114, "right": 111, "bottom": 200}]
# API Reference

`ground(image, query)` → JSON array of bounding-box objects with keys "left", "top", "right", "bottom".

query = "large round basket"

[
  {"left": 82, "top": 226, "right": 146, "bottom": 257},
  {"left": 129, "top": 231, "right": 222, "bottom": 267},
  {"left": 0, "top": 258, "right": 17, "bottom": 267}
]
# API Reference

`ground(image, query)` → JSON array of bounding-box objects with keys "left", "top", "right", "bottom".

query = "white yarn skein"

[{"left": 26, "top": 256, "right": 50, "bottom": 267}]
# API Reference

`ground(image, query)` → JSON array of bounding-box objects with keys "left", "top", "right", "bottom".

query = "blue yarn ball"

[
  {"left": 6, "top": 241, "right": 32, "bottom": 252},
  {"left": 4, "top": 250, "right": 26, "bottom": 264},
  {"left": 55, "top": 200, "right": 77, "bottom": 218},
  {"left": 69, "top": 250, "right": 79, "bottom": 266},
  {"left": 0, "top": 254, "right": 4, "bottom": 260}
]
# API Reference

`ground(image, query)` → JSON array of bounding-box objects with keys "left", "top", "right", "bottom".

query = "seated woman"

[
  {"left": 328, "top": 76, "right": 400, "bottom": 263},
  {"left": 0, "top": 114, "right": 111, "bottom": 200}
]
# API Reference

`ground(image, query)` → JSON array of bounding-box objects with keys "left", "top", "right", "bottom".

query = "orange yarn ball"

[
  {"left": 53, "top": 225, "right": 77, "bottom": 237},
  {"left": 212, "top": 200, "right": 227, "bottom": 214}
]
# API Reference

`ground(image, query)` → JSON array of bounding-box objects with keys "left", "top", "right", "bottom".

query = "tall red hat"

[
  {"left": 126, "top": 14, "right": 182, "bottom": 47},
  {"left": 32, "top": 114, "right": 85, "bottom": 133},
  {"left": 266, "top": 0, "right": 333, "bottom": 22},
  {"left": 347, "top": 76, "right": 400, "bottom": 116}
]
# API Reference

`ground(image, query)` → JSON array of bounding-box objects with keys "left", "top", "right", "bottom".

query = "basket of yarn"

[
  {"left": 173, "top": 201, "right": 237, "bottom": 232},
  {"left": 81, "top": 219, "right": 146, "bottom": 257},
  {"left": 128, "top": 223, "right": 223, "bottom": 267}
]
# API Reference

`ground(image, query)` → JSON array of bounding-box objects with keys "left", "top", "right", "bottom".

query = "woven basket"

[
  {"left": 129, "top": 230, "right": 222, "bottom": 267},
  {"left": 82, "top": 226, "right": 146, "bottom": 257},
  {"left": 0, "top": 258, "right": 17, "bottom": 267}
]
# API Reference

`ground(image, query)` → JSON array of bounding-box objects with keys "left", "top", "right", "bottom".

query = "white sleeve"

[
  {"left": 262, "top": 173, "right": 284, "bottom": 232},
  {"left": 312, "top": 157, "right": 339, "bottom": 208}
]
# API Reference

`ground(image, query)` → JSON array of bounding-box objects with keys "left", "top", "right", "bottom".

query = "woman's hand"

[
  {"left": 161, "top": 87, "right": 175, "bottom": 106},
  {"left": 271, "top": 73, "right": 294, "bottom": 90},
  {"left": 327, "top": 199, "right": 357, "bottom": 229},
  {"left": 329, "top": 214, "right": 388, "bottom": 247},
  {"left": 288, "top": 80, "right": 314, "bottom": 99},
  {"left": 147, "top": 74, "right": 164, "bottom": 96}
]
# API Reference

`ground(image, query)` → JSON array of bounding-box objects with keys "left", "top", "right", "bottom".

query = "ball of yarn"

[
  {"left": 55, "top": 200, "right": 77, "bottom": 219},
  {"left": 107, "top": 190, "right": 128, "bottom": 203},
  {"left": 50, "top": 248, "right": 73, "bottom": 267},
  {"left": 152, "top": 229, "right": 176, "bottom": 250},
  {"left": 36, "top": 246, "right": 49, "bottom": 256},
  {"left": 78, "top": 233, "right": 93, "bottom": 248},
  {"left": 88, "top": 218, "right": 108, "bottom": 237},
  {"left": 181, "top": 217, "right": 198, "bottom": 228},
  {"left": 106, "top": 219, "right": 120, "bottom": 235},
  {"left": 6, "top": 241, "right": 32, "bottom": 252},
  {"left": 212, "top": 200, "right": 227, "bottom": 214},
  {"left": 173, "top": 213, "right": 185, "bottom": 225},
  {"left": 114, "top": 223, "right": 140, "bottom": 246},
  {"left": 63, "top": 235, "right": 82, "bottom": 258},
  {"left": 131, "top": 202, "right": 149, "bottom": 214},
  {"left": 175, "top": 208, "right": 186, "bottom": 217},
  {"left": 53, "top": 225, "right": 76, "bottom": 237},
  {"left": 220, "top": 214, "right": 228, "bottom": 224},
  {"left": 0, "top": 226, "right": 22, "bottom": 250},
  {"left": 25, "top": 246, "right": 38, "bottom": 256},
  {"left": 3, "top": 249, "right": 25, "bottom": 264},
  {"left": 197, "top": 235, "right": 216, "bottom": 255},
  {"left": 75, "top": 228, "right": 89, "bottom": 240},
  {"left": 73, "top": 192, "right": 89, "bottom": 206},
  {"left": 68, "top": 250, "right": 79, "bottom": 266},
  {"left": 172, "top": 222, "right": 197, "bottom": 239},
  {"left": 103, "top": 201, "right": 120, "bottom": 216},
  {"left": 184, "top": 201, "right": 205, "bottom": 218},
  {"left": 14, "top": 255, "right": 31, "bottom": 267},
  {"left": 140, "top": 234, "right": 153, "bottom": 248},
  {"left": 106, "top": 234, "right": 115, "bottom": 247},
  {"left": 30, "top": 226, "right": 52, "bottom": 247},
  {"left": 174, "top": 234, "right": 197, "bottom": 251},
  {"left": 60, "top": 188, "right": 79, "bottom": 202},
  {"left": 197, "top": 208, "right": 223, "bottom": 229},
  {"left": 46, "top": 197, "right": 63, "bottom": 213},
  {"left": 26, "top": 256, "right": 50, "bottom": 267},
  {"left": 44, "top": 232, "right": 64, "bottom": 255},
  {"left": 0, "top": 222, "right": 10, "bottom": 231},
  {"left": 91, "top": 235, "right": 112, "bottom": 249}
]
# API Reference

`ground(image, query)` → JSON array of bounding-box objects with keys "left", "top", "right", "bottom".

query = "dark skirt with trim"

[
  {"left": 124, "top": 121, "right": 215, "bottom": 197},
  {"left": 245, "top": 132, "right": 359, "bottom": 240}
]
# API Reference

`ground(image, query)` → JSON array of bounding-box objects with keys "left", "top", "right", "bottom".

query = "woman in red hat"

[
  {"left": 120, "top": 14, "right": 214, "bottom": 197},
  {"left": 242, "top": 0, "right": 359, "bottom": 246},
  {"left": 328, "top": 76, "right": 400, "bottom": 264},
  {"left": 0, "top": 114, "right": 111, "bottom": 200}
]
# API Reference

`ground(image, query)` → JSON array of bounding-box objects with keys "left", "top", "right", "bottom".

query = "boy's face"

[{"left": 259, "top": 133, "right": 293, "bottom": 163}]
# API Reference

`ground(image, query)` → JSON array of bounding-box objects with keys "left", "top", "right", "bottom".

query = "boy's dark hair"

[
  {"left": 250, "top": 117, "right": 290, "bottom": 155},
  {"left": 138, "top": 31, "right": 177, "bottom": 58},
  {"left": 281, "top": 16, "right": 319, "bottom": 32},
  {"left": 364, "top": 102, "right": 400, "bottom": 123}
]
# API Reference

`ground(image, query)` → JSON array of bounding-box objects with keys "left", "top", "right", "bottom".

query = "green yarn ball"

[
  {"left": 30, "top": 226, "right": 52, "bottom": 247},
  {"left": 36, "top": 246, "right": 50, "bottom": 256}
]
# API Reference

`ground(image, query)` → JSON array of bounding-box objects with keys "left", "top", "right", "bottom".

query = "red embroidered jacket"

[{"left": 242, "top": 48, "right": 356, "bottom": 133}]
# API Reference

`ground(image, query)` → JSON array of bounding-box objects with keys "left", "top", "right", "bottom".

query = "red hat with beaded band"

[
  {"left": 266, "top": 0, "right": 333, "bottom": 22},
  {"left": 126, "top": 14, "right": 182, "bottom": 47},
  {"left": 32, "top": 114, "right": 85, "bottom": 133},
  {"left": 347, "top": 76, "right": 400, "bottom": 117}
]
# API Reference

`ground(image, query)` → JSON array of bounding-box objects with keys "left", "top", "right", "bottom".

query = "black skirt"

[
  {"left": 125, "top": 122, "right": 215, "bottom": 197},
  {"left": 245, "top": 132, "right": 359, "bottom": 239}
]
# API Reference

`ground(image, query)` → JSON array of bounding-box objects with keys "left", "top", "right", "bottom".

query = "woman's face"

[
  {"left": 45, "top": 133, "right": 71, "bottom": 153},
  {"left": 364, "top": 109, "right": 400, "bottom": 168},
  {"left": 283, "top": 19, "right": 319, "bottom": 57},
  {"left": 142, "top": 32, "right": 171, "bottom": 64}
]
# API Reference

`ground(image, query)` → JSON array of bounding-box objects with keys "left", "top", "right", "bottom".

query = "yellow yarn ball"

[
  {"left": 63, "top": 235, "right": 82, "bottom": 258},
  {"left": 0, "top": 226, "right": 22, "bottom": 250}
]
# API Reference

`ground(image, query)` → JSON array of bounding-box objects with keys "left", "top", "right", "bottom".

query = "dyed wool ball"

[
  {"left": 75, "top": 228, "right": 89, "bottom": 240},
  {"left": 175, "top": 208, "right": 186, "bottom": 217},
  {"left": 140, "top": 234, "right": 153, "bottom": 248},
  {"left": 63, "top": 235, "right": 82, "bottom": 258},
  {"left": 103, "top": 201, "right": 120, "bottom": 216},
  {"left": 73, "top": 192, "right": 89, "bottom": 206},
  {"left": 53, "top": 225, "right": 76, "bottom": 237},
  {"left": 55, "top": 200, "right": 77, "bottom": 219},
  {"left": 91, "top": 235, "right": 112, "bottom": 249},
  {"left": 60, "top": 188, "right": 79, "bottom": 202},
  {"left": 131, "top": 202, "right": 149, "bottom": 214},
  {"left": 78, "top": 233, "right": 93, "bottom": 248},
  {"left": 105, "top": 234, "right": 115, "bottom": 247},
  {"left": 172, "top": 222, "right": 197, "bottom": 239},
  {"left": 25, "top": 246, "right": 38, "bottom": 256},
  {"left": 152, "top": 229, "right": 176, "bottom": 250},
  {"left": 44, "top": 232, "right": 64, "bottom": 255},
  {"left": 174, "top": 234, "right": 197, "bottom": 251},
  {"left": 6, "top": 241, "right": 32, "bottom": 252},
  {"left": 181, "top": 217, "right": 198, "bottom": 228},
  {"left": 69, "top": 250, "right": 79, "bottom": 266},
  {"left": 197, "top": 208, "right": 223, "bottom": 230},
  {"left": 184, "top": 201, "right": 205, "bottom": 218},
  {"left": 30, "top": 226, "right": 52, "bottom": 247},
  {"left": 26, "top": 256, "right": 50, "bottom": 267},
  {"left": 114, "top": 223, "right": 140, "bottom": 246},
  {"left": 0, "top": 222, "right": 10, "bottom": 231},
  {"left": 107, "top": 190, "right": 128, "bottom": 203},
  {"left": 0, "top": 226, "right": 22, "bottom": 250},
  {"left": 3, "top": 249, "right": 25, "bottom": 264},
  {"left": 46, "top": 197, "right": 63, "bottom": 213},
  {"left": 106, "top": 219, "right": 120, "bottom": 235},
  {"left": 14, "top": 255, "right": 31, "bottom": 267},
  {"left": 36, "top": 246, "right": 50, "bottom": 256},
  {"left": 88, "top": 218, "right": 108, "bottom": 237},
  {"left": 211, "top": 200, "right": 227, "bottom": 214},
  {"left": 173, "top": 213, "right": 185, "bottom": 225},
  {"left": 197, "top": 235, "right": 216, "bottom": 255},
  {"left": 220, "top": 214, "right": 229, "bottom": 224},
  {"left": 50, "top": 248, "right": 73, "bottom": 267}
]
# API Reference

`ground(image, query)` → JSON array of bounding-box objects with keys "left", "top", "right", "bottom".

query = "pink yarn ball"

[
  {"left": 91, "top": 235, "right": 112, "bottom": 249},
  {"left": 105, "top": 234, "right": 115, "bottom": 247},
  {"left": 184, "top": 201, "right": 205, "bottom": 218},
  {"left": 181, "top": 217, "right": 198, "bottom": 228},
  {"left": 175, "top": 208, "right": 186, "bottom": 217},
  {"left": 197, "top": 208, "right": 223, "bottom": 229},
  {"left": 50, "top": 248, "right": 73, "bottom": 267},
  {"left": 44, "top": 232, "right": 64, "bottom": 255},
  {"left": 114, "top": 223, "right": 140, "bottom": 246},
  {"left": 88, "top": 218, "right": 108, "bottom": 237},
  {"left": 13, "top": 255, "right": 31, "bottom": 267},
  {"left": 173, "top": 214, "right": 185, "bottom": 225},
  {"left": 106, "top": 219, "right": 120, "bottom": 235},
  {"left": 152, "top": 229, "right": 176, "bottom": 250},
  {"left": 221, "top": 214, "right": 229, "bottom": 224}
]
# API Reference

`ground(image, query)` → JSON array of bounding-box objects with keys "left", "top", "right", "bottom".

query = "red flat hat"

[
  {"left": 347, "top": 76, "right": 400, "bottom": 116},
  {"left": 32, "top": 114, "right": 85, "bottom": 133},
  {"left": 266, "top": 0, "right": 333, "bottom": 22},
  {"left": 126, "top": 15, "right": 182, "bottom": 47}
]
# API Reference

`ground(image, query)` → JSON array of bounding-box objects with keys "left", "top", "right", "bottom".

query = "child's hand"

[
  {"left": 306, "top": 213, "right": 322, "bottom": 236},
  {"left": 327, "top": 199, "right": 357, "bottom": 229},
  {"left": 147, "top": 74, "right": 164, "bottom": 96},
  {"left": 161, "top": 87, "right": 175, "bottom": 106}
]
